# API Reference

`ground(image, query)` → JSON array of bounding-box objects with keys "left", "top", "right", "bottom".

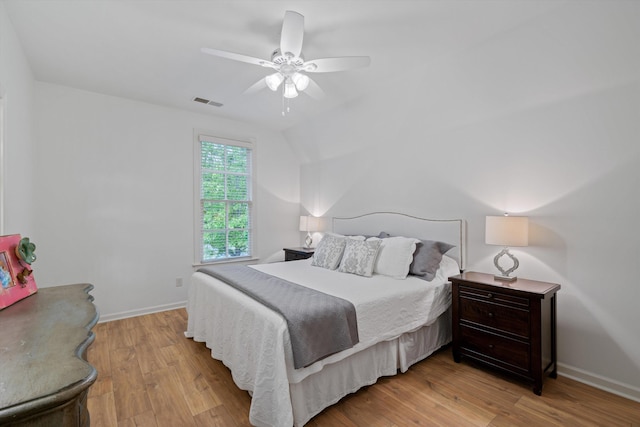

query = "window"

[{"left": 196, "top": 133, "right": 254, "bottom": 263}]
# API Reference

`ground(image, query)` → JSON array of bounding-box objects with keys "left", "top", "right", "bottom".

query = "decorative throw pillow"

[
  {"left": 338, "top": 239, "right": 382, "bottom": 277},
  {"left": 368, "top": 236, "right": 421, "bottom": 279},
  {"left": 311, "top": 234, "right": 347, "bottom": 270},
  {"left": 409, "top": 240, "right": 455, "bottom": 281}
]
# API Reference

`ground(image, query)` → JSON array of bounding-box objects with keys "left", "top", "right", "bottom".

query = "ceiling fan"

[{"left": 201, "top": 10, "right": 370, "bottom": 114}]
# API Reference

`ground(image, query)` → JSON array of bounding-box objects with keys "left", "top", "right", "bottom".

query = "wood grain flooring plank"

[
  {"left": 135, "top": 340, "right": 169, "bottom": 374},
  {"left": 107, "top": 323, "right": 146, "bottom": 351},
  {"left": 410, "top": 358, "right": 523, "bottom": 420},
  {"left": 87, "top": 323, "right": 111, "bottom": 374},
  {"left": 187, "top": 353, "right": 252, "bottom": 425},
  {"left": 89, "top": 374, "right": 114, "bottom": 398},
  {"left": 537, "top": 377, "right": 640, "bottom": 425},
  {"left": 143, "top": 365, "right": 197, "bottom": 427},
  {"left": 193, "top": 404, "right": 247, "bottom": 427},
  {"left": 110, "top": 347, "right": 146, "bottom": 393},
  {"left": 306, "top": 408, "right": 360, "bottom": 427},
  {"left": 157, "top": 343, "right": 185, "bottom": 367},
  {"left": 87, "top": 391, "right": 117, "bottom": 427},
  {"left": 117, "top": 411, "right": 158, "bottom": 427},
  {"left": 172, "top": 357, "right": 223, "bottom": 415},
  {"left": 112, "top": 386, "right": 154, "bottom": 422},
  {"left": 513, "top": 394, "right": 603, "bottom": 427},
  {"left": 376, "top": 372, "right": 493, "bottom": 426}
]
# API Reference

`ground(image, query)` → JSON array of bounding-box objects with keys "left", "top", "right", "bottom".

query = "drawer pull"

[
  {"left": 488, "top": 312, "right": 494, "bottom": 318},
  {"left": 488, "top": 344, "right": 494, "bottom": 349},
  {"left": 487, "top": 293, "right": 493, "bottom": 299}
]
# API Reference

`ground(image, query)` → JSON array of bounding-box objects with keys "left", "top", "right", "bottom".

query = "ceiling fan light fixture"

[
  {"left": 291, "top": 73, "right": 309, "bottom": 91},
  {"left": 283, "top": 80, "right": 298, "bottom": 98},
  {"left": 265, "top": 73, "right": 284, "bottom": 91}
]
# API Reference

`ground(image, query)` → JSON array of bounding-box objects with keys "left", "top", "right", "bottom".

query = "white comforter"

[{"left": 185, "top": 257, "right": 459, "bottom": 427}]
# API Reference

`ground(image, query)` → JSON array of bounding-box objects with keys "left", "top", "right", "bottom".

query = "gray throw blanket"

[{"left": 198, "top": 265, "right": 359, "bottom": 369}]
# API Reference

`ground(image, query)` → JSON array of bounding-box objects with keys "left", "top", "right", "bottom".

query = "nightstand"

[
  {"left": 283, "top": 247, "right": 315, "bottom": 261},
  {"left": 449, "top": 271, "right": 560, "bottom": 395}
]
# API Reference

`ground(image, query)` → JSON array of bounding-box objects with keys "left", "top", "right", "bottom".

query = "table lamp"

[
  {"left": 299, "top": 215, "right": 319, "bottom": 248},
  {"left": 485, "top": 214, "right": 529, "bottom": 281}
]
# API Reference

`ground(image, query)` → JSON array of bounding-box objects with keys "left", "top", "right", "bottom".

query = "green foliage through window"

[{"left": 199, "top": 137, "right": 252, "bottom": 262}]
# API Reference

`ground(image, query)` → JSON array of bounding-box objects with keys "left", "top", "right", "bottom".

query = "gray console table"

[{"left": 0, "top": 284, "right": 98, "bottom": 426}]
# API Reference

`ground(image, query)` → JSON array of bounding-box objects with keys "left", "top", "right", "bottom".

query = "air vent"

[{"left": 193, "top": 97, "right": 223, "bottom": 107}]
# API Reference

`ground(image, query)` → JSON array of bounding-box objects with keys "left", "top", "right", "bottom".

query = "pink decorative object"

[{"left": 0, "top": 234, "right": 37, "bottom": 310}]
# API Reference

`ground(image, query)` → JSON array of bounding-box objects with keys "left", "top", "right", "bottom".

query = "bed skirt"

[{"left": 289, "top": 308, "right": 452, "bottom": 426}]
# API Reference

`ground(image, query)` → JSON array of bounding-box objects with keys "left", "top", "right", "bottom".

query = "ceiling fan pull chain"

[
  {"left": 281, "top": 86, "right": 286, "bottom": 116},
  {"left": 281, "top": 85, "right": 292, "bottom": 116}
]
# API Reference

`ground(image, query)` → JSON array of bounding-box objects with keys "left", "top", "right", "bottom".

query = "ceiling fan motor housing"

[{"left": 271, "top": 49, "right": 305, "bottom": 68}]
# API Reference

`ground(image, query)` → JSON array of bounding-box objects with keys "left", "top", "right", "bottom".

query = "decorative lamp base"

[
  {"left": 304, "top": 232, "right": 313, "bottom": 249},
  {"left": 493, "top": 247, "right": 519, "bottom": 282},
  {"left": 494, "top": 274, "right": 517, "bottom": 282}
]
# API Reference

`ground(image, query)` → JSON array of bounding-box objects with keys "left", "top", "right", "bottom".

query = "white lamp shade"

[
  {"left": 299, "top": 216, "right": 319, "bottom": 232},
  {"left": 265, "top": 73, "right": 284, "bottom": 91},
  {"left": 485, "top": 215, "right": 529, "bottom": 247},
  {"left": 284, "top": 80, "right": 298, "bottom": 98},
  {"left": 292, "top": 73, "right": 310, "bottom": 91}
]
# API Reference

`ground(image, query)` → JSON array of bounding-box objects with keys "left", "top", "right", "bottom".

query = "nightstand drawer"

[
  {"left": 459, "top": 285, "right": 529, "bottom": 309},
  {"left": 459, "top": 297, "right": 530, "bottom": 339},
  {"left": 460, "top": 325, "right": 530, "bottom": 373}
]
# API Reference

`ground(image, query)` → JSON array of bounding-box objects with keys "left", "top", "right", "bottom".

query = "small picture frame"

[
  {"left": 0, "top": 251, "right": 16, "bottom": 289},
  {"left": 0, "top": 234, "right": 37, "bottom": 310}
]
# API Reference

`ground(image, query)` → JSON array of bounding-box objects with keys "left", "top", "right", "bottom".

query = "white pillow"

[
  {"left": 338, "top": 239, "right": 382, "bottom": 277},
  {"left": 311, "top": 234, "right": 347, "bottom": 270},
  {"left": 368, "top": 236, "right": 420, "bottom": 279},
  {"left": 345, "top": 235, "right": 366, "bottom": 241},
  {"left": 439, "top": 255, "right": 461, "bottom": 278}
]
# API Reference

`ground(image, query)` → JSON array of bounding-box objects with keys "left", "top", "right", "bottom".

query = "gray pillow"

[
  {"left": 350, "top": 232, "right": 390, "bottom": 239},
  {"left": 409, "top": 240, "right": 455, "bottom": 281}
]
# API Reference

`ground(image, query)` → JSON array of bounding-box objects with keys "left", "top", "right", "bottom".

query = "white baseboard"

[
  {"left": 98, "top": 301, "right": 187, "bottom": 323},
  {"left": 558, "top": 362, "right": 640, "bottom": 403}
]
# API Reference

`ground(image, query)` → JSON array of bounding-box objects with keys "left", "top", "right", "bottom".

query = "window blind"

[{"left": 197, "top": 134, "right": 253, "bottom": 262}]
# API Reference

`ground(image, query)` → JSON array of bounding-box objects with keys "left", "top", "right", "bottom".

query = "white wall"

[
  {"left": 285, "top": 2, "right": 640, "bottom": 399},
  {"left": 0, "top": 2, "right": 36, "bottom": 235},
  {"left": 33, "top": 82, "right": 300, "bottom": 319}
]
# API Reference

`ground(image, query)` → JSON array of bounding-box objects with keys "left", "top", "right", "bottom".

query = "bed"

[{"left": 185, "top": 212, "right": 466, "bottom": 426}]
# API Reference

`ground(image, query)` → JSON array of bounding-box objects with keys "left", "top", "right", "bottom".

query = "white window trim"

[{"left": 193, "top": 129, "right": 258, "bottom": 265}]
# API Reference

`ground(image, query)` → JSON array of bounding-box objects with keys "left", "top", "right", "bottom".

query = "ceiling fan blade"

[
  {"left": 304, "top": 56, "right": 371, "bottom": 73},
  {"left": 280, "top": 11, "right": 304, "bottom": 57},
  {"left": 201, "top": 47, "right": 274, "bottom": 68},
  {"left": 304, "top": 78, "right": 325, "bottom": 100},
  {"left": 243, "top": 78, "right": 268, "bottom": 95}
]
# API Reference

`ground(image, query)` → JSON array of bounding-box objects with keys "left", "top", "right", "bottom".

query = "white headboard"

[{"left": 332, "top": 212, "right": 466, "bottom": 271}]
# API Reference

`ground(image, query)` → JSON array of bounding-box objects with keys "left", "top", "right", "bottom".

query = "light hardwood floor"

[{"left": 87, "top": 308, "right": 640, "bottom": 426}]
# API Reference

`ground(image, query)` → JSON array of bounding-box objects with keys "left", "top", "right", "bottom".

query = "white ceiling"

[{"left": 4, "top": 0, "right": 562, "bottom": 131}]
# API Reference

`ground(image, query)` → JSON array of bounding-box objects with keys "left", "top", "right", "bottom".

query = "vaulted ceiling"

[{"left": 4, "top": 0, "right": 561, "bottom": 131}]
